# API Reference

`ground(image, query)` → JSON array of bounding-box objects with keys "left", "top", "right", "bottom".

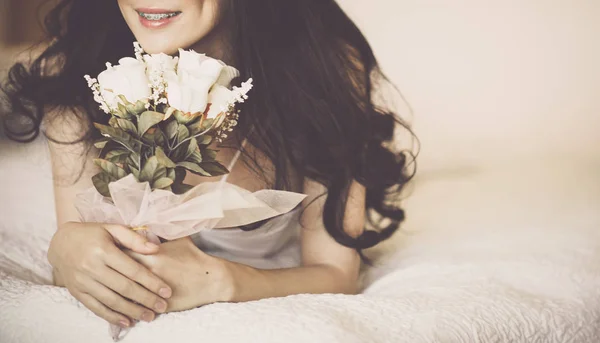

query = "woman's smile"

[
  {"left": 117, "top": 0, "right": 223, "bottom": 54},
  {"left": 136, "top": 8, "right": 183, "bottom": 29}
]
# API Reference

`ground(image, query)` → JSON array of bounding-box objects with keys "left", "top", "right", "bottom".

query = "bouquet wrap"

[{"left": 76, "top": 174, "right": 307, "bottom": 242}]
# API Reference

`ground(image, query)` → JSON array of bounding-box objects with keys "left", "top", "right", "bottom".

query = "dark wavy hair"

[{"left": 2, "top": 0, "right": 416, "bottom": 257}]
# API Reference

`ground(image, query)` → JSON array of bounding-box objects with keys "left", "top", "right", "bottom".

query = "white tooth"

[{"left": 139, "top": 12, "right": 178, "bottom": 21}]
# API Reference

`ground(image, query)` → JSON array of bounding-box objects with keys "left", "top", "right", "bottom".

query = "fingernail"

[
  {"left": 141, "top": 311, "right": 154, "bottom": 322},
  {"left": 119, "top": 320, "right": 130, "bottom": 328},
  {"left": 145, "top": 242, "right": 159, "bottom": 249},
  {"left": 159, "top": 287, "right": 172, "bottom": 298},
  {"left": 154, "top": 300, "right": 167, "bottom": 312}
]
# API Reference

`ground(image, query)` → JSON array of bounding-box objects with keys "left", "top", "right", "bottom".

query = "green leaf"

[
  {"left": 186, "top": 139, "right": 203, "bottom": 164},
  {"left": 200, "top": 162, "right": 229, "bottom": 176},
  {"left": 129, "top": 100, "right": 148, "bottom": 116},
  {"left": 153, "top": 177, "right": 174, "bottom": 189},
  {"left": 141, "top": 127, "right": 166, "bottom": 147},
  {"left": 188, "top": 149, "right": 203, "bottom": 164},
  {"left": 139, "top": 156, "right": 167, "bottom": 182},
  {"left": 98, "top": 141, "right": 119, "bottom": 159},
  {"left": 155, "top": 146, "right": 177, "bottom": 168},
  {"left": 126, "top": 153, "right": 141, "bottom": 170},
  {"left": 177, "top": 162, "right": 211, "bottom": 177},
  {"left": 92, "top": 172, "right": 113, "bottom": 198},
  {"left": 138, "top": 111, "right": 165, "bottom": 137},
  {"left": 153, "top": 127, "right": 166, "bottom": 147},
  {"left": 118, "top": 95, "right": 132, "bottom": 106},
  {"left": 172, "top": 182, "right": 194, "bottom": 195},
  {"left": 185, "top": 137, "right": 199, "bottom": 160},
  {"left": 164, "top": 120, "right": 179, "bottom": 140},
  {"left": 198, "top": 118, "right": 215, "bottom": 135},
  {"left": 155, "top": 163, "right": 167, "bottom": 180},
  {"left": 203, "top": 149, "right": 218, "bottom": 161},
  {"left": 115, "top": 102, "right": 131, "bottom": 119},
  {"left": 118, "top": 96, "right": 145, "bottom": 118},
  {"left": 197, "top": 135, "right": 213, "bottom": 146},
  {"left": 188, "top": 117, "right": 204, "bottom": 136},
  {"left": 108, "top": 116, "right": 119, "bottom": 128},
  {"left": 176, "top": 125, "right": 190, "bottom": 143},
  {"left": 94, "top": 123, "right": 141, "bottom": 154},
  {"left": 117, "top": 118, "right": 138, "bottom": 136},
  {"left": 141, "top": 129, "right": 156, "bottom": 145},
  {"left": 94, "top": 139, "right": 109, "bottom": 149},
  {"left": 94, "top": 159, "right": 128, "bottom": 180},
  {"left": 173, "top": 110, "right": 199, "bottom": 125},
  {"left": 130, "top": 166, "right": 140, "bottom": 180},
  {"left": 169, "top": 141, "right": 187, "bottom": 162},
  {"left": 175, "top": 168, "right": 186, "bottom": 183},
  {"left": 167, "top": 168, "right": 176, "bottom": 180},
  {"left": 105, "top": 150, "right": 130, "bottom": 163},
  {"left": 139, "top": 156, "right": 159, "bottom": 182},
  {"left": 164, "top": 107, "right": 176, "bottom": 120}
]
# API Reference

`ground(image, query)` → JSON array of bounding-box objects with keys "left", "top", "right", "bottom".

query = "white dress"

[
  {"left": 0, "top": 133, "right": 302, "bottom": 272},
  {"left": 191, "top": 144, "right": 303, "bottom": 269}
]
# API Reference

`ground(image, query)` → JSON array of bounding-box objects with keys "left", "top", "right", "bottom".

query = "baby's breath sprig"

[
  {"left": 147, "top": 66, "right": 169, "bottom": 110},
  {"left": 215, "top": 79, "right": 252, "bottom": 142},
  {"left": 216, "top": 107, "right": 240, "bottom": 143},
  {"left": 84, "top": 75, "right": 111, "bottom": 114},
  {"left": 133, "top": 42, "right": 144, "bottom": 61},
  {"left": 231, "top": 79, "right": 253, "bottom": 104}
]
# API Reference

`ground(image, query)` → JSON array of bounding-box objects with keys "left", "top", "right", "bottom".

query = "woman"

[{"left": 2, "top": 0, "right": 413, "bottom": 329}]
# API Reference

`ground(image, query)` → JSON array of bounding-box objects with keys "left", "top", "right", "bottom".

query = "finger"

[
  {"left": 99, "top": 265, "right": 168, "bottom": 314},
  {"left": 103, "top": 224, "right": 159, "bottom": 255},
  {"left": 75, "top": 291, "right": 132, "bottom": 328},
  {"left": 104, "top": 247, "right": 172, "bottom": 299},
  {"left": 86, "top": 279, "right": 156, "bottom": 323},
  {"left": 122, "top": 249, "right": 148, "bottom": 264}
]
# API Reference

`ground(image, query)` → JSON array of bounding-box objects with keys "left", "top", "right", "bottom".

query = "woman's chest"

[
  {"left": 183, "top": 143, "right": 302, "bottom": 193},
  {"left": 183, "top": 145, "right": 274, "bottom": 192}
]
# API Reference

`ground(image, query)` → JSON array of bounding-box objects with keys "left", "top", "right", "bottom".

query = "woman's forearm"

[
  {"left": 52, "top": 267, "right": 65, "bottom": 287},
  {"left": 223, "top": 262, "right": 359, "bottom": 303}
]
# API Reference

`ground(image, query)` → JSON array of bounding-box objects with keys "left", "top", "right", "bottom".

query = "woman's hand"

[
  {"left": 125, "top": 237, "right": 233, "bottom": 312},
  {"left": 47, "top": 222, "right": 173, "bottom": 328}
]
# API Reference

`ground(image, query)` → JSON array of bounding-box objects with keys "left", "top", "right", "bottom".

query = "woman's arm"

[
  {"left": 126, "top": 178, "right": 365, "bottom": 311},
  {"left": 226, "top": 178, "right": 364, "bottom": 301},
  {"left": 45, "top": 110, "right": 98, "bottom": 224},
  {"left": 45, "top": 110, "right": 172, "bottom": 326}
]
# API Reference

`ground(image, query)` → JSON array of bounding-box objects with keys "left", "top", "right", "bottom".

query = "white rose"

[
  {"left": 144, "top": 53, "right": 178, "bottom": 80},
  {"left": 97, "top": 57, "right": 151, "bottom": 110},
  {"left": 206, "top": 85, "right": 234, "bottom": 119},
  {"left": 166, "top": 49, "right": 240, "bottom": 116},
  {"left": 205, "top": 64, "right": 241, "bottom": 119}
]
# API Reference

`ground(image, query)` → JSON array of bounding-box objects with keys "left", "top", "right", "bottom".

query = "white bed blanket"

[
  {"left": 1, "top": 138, "right": 600, "bottom": 342},
  {"left": 2, "top": 222, "right": 600, "bottom": 343}
]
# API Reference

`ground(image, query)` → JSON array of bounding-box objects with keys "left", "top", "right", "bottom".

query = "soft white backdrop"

[{"left": 339, "top": 0, "right": 600, "bottom": 171}]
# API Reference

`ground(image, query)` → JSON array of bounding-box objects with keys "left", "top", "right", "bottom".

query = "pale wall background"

[{"left": 339, "top": 0, "right": 600, "bottom": 174}]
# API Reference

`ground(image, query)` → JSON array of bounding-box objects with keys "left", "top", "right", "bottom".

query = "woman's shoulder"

[{"left": 42, "top": 105, "right": 90, "bottom": 143}]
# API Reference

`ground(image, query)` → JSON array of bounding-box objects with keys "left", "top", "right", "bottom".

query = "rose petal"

[
  {"left": 207, "top": 85, "right": 233, "bottom": 119},
  {"left": 215, "top": 66, "right": 240, "bottom": 87}
]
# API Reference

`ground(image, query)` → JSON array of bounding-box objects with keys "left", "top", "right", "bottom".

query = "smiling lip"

[{"left": 136, "top": 8, "right": 182, "bottom": 29}]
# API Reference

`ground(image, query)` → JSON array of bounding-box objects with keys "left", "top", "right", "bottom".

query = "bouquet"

[{"left": 77, "top": 43, "right": 306, "bottom": 341}]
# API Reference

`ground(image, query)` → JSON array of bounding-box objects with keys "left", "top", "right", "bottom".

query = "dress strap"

[{"left": 219, "top": 138, "right": 248, "bottom": 184}]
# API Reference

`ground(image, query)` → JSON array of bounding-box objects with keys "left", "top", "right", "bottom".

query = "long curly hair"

[{"left": 2, "top": 0, "right": 416, "bottom": 257}]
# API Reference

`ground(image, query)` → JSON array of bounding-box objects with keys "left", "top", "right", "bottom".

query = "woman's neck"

[{"left": 190, "top": 20, "right": 233, "bottom": 65}]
